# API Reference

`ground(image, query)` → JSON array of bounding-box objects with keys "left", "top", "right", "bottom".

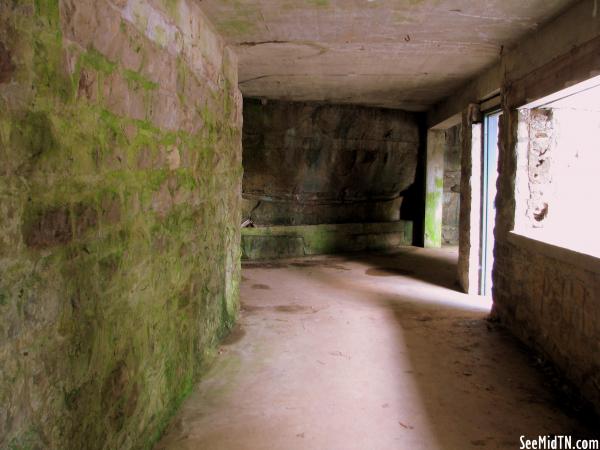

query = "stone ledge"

[
  {"left": 241, "top": 221, "right": 413, "bottom": 260},
  {"left": 507, "top": 231, "right": 600, "bottom": 274}
]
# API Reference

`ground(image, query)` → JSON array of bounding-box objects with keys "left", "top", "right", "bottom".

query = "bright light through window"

[{"left": 515, "top": 77, "right": 600, "bottom": 257}]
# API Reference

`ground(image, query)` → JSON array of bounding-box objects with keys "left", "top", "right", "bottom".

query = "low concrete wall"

[{"left": 241, "top": 222, "right": 413, "bottom": 260}]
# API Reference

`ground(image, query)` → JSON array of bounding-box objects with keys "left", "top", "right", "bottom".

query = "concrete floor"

[{"left": 156, "top": 247, "right": 591, "bottom": 450}]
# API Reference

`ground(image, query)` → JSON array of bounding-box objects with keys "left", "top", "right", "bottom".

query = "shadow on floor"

[
  {"left": 381, "top": 294, "right": 598, "bottom": 448},
  {"left": 158, "top": 247, "right": 598, "bottom": 449},
  {"left": 243, "top": 246, "right": 462, "bottom": 291},
  {"left": 341, "top": 246, "right": 462, "bottom": 291},
  {"left": 257, "top": 248, "right": 600, "bottom": 446}
]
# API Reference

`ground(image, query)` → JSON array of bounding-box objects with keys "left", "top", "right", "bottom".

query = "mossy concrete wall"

[
  {"left": 442, "top": 125, "right": 461, "bottom": 245},
  {"left": 242, "top": 99, "right": 420, "bottom": 226},
  {"left": 0, "top": 1, "right": 242, "bottom": 449},
  {"left": 424, "top": 129, "right": 444, "bottom": 248}
]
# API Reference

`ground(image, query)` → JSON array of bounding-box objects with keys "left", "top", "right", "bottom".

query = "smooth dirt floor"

[{"left": 156, "top": 247, "right": 593, "bottom": 450}]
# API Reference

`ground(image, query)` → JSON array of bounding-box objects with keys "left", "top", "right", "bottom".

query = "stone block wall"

[
  {"left": 0, "top": 1, "right": 242, "bottom": 449},
  {"left": 493, "top": 109, "right": 600, "bottom": 413},
  {"left": 442, "top": 125, "right": 461, "bottom": 245},
  {"left": 494, "top": 236, "right": 600, "bottom": 404},
  {"left": 242, "top": 99, "right": 420, "bottom": 226}
]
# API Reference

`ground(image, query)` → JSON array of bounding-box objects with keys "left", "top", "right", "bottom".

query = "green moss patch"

[{"left": 1, "top": 1, "right": 242, "bottom": 449}]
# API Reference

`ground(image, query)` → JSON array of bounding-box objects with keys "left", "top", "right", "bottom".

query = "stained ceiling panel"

[{"left": 199, "top": 0, "right": 576, "bottom": 110}]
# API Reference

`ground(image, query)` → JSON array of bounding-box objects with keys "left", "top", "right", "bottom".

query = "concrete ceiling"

[{"left": 199, "top": 0, "right": 576, "bottom": 111}]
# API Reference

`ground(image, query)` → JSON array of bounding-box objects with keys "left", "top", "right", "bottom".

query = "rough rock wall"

[
  {"left": 242, "top": 99, "right": 420, "bottom": 226},
  {"left": 442, "top": 125, "right": 461, "bottom": 245},
  {"left": 0, "top": 1, "right": 242, "bottom": 449},
  {"left": 515, "top": 106, "right": 600, "bottom": 246},
  {"left": 522, "top": 109, "right": 553, "bottom": 229}
]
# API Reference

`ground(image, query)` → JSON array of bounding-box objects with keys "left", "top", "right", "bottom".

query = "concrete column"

[
  {"left": 457, "top": 105, "right": 482, "bottom": 294},
  {"left": 424, "top": 129, "right": 445, "bottom": 248}
]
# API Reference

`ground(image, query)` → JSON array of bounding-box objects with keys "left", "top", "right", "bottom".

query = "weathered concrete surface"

[
  {"left": 429, "top": 0, "right": 600, "bottom": 126},
  {"left": 198, "top": 0, "right": 574, "bottom": 111},
  {"left": 0, "top": 1, "right": 242, "bottom": 449},
  {"left": 242, "top": 99, "right": 420, "bottom": 225},
  {"left": 155, "top": 247, "right": 595, "bottom": 450},
  {"left": 241, "top": 222, "right": 413, "bottom": 260},
  {"left": 443, "top": 125, "right": 461, "bottom": 245}
]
